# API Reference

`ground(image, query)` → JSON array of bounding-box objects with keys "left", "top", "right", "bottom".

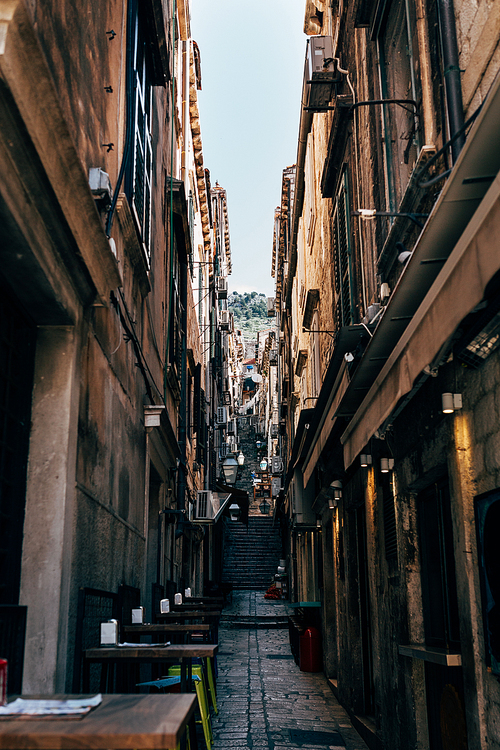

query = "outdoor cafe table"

[
  {"left": 155, "top": 611, "right": 220, "bottom": 641},
  {"left": 122, "top": 623, "right": 212, "bottom": 644},
  {"left": 171, "top": 604, "right": 221, "bottom": 611},
  {"left": 0, "top": 693, "right": 198, "bottom": 749},
  {"left": 84, "top": 644, "right": 218, "bottom": 694}
]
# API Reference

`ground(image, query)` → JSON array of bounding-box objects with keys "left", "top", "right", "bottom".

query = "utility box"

[
  {"left": 305, "top": 36, "right": 337, "bottom": 110},
  {"left": 299, "top": 626, "right": 322, "bottom": 672}
]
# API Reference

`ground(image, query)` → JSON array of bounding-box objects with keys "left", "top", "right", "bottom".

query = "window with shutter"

[
  {"left": 376, "top": 0, "right": 421, "bottom": 212},
  {"left": 128, "top": 10, "right": 154, "bottom": 265},
  {"left": 333, "top": 170, "right": 353, "bottom": 327}
]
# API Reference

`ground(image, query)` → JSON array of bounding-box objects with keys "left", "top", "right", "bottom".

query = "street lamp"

[
  {"left": 259, "top": 499, "right": 271, "bottom": 515},
  {"left": 221, "top": 456, "right": 238, "bottom": 485},
  {"left": 229, "top": 504, "right": 241, "bottom": 521}
]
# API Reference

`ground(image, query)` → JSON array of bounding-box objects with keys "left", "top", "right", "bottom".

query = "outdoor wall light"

[
  {"left": 330, "top": 480, "right": 343, "bottom": 501},
  {"left": 316, "top": 518, "right": 322, "bottom": 529},
  {"left": 229, "top": 504, "right": 241, "bottom": 522},
  {"left": 380, "top": 458, "right": 395, "bottom": 473},
  {"left": 442, "top": 393, "right": 463, "bottom": 413},
  {"left": 259, "top": 499, "right": 271, "bottom": 515},
  {"left": 328, "top": 496, "right": 338, "bottom": 510},
  {"left": 260, "top": 458, "right": 268, "bottom": 471},
  {"left": 237, "top": 451, "right": 245, "bottom": 466},
  {"left": 360, "top": 454, "right": 372, "bottom": 467},
  {"left": 221, "top": 456, "right": 238, "bottom": 485}
]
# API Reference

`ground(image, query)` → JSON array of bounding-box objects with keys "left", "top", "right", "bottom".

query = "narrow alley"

[{"left": 210, "top": 592, "right": 370, "bottom": 750}]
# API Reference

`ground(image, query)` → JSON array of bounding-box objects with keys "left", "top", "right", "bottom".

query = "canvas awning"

[{"left": 302, "top": 68, "right": 500, "bottom": 474}]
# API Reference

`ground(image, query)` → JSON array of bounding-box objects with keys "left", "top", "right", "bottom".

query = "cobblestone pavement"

[{"left": 209, "top": 591, "right": 370, "bottom": 750}]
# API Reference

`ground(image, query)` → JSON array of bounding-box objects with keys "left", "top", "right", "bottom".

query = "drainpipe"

[
  {"left": 437, "top": 0, "right": 465, "bottom": 162},
  {"left": 177, "top": 260, "right": 188, "bottom": 522}
]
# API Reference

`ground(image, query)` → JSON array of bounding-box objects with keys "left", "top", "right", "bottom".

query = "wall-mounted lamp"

[
  {"left": 316, "top": 517, "right": 322, "bottom": 529},
  {"left": 259, "top": 458, "right": 268, "bottom": 471},
  {"left": 229, "top": 504, "right": 241, "bottom": 522},
  {"left": 442, "top": 393, "right": 463, "bottom": 413},
  {"left": 380, "top": 458, "right": 395, "bottom": 473},
  {"left": 237, "top": 451, "right": 245, "bottom": 466},
  {"left": 330, "top": 480, "right": 343, "bottom": 501},
  {"left": 360, "top": 454, "right": 372, "bottom": 467},
  {"left": 259, "top": 499, "right": 271, "bottom": 515},
  {"left": 328, "top": 496, "right": 338, "bottom": 510},
  {"left": 221, "top": 456, "right": 239, "bottom": 485}
]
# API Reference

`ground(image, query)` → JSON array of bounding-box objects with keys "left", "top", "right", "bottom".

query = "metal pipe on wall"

[{"left": 437, "top": 0, "right": 465, "bottom": 162}]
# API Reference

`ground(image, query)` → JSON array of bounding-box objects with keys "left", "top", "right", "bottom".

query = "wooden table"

[
  {"left": 155, "top": 612, "right": 220, "bottom": 641},
  {"left": 122, "top": 623, "right": 212, "bottom": 644},
  {"left": 0, "top": 694, "right": 197, "bottom": 749},
  {"left": 171, "top": 604, "right": 221, "bottom": 611},
  {"left": 155, "top": 611, "right": 220, "bottom": 619},
  {"left": 84, "top": 644, "right": 218, "bottom": 694}
]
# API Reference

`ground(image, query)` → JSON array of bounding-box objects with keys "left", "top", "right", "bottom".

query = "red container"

[
  {"left": 299, "top": 627, "right": 322, "bottom": 672},
  {"left": 0, "top": 659, "right": 7, "bottom": 705}
]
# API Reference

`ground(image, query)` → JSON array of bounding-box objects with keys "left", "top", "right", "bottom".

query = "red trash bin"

[{"left": 299, "top": 626, "right": 322, "bottom": 672}]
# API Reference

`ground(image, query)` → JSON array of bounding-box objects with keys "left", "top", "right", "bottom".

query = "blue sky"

[{"left": 190, "top": 0, "right": 306, "bottom": 297}]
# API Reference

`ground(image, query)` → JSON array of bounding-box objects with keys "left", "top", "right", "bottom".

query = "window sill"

[{"left": 398, "top": 644, "right": 461, "bottom": 666}]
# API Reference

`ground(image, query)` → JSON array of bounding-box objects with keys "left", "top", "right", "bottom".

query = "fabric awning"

[
  {"left": 342, "top": 172, "right": 500, "bottom": 467},
  {"left": 298, "top": 325, "right": 373, "bottom": 487}
]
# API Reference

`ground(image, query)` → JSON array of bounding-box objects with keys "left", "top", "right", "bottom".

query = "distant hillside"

[{"left": 228, "top": 292, "right": 270, "bottom": 340}]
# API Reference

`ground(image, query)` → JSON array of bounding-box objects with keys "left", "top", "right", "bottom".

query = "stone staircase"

[{"left": 222, "top": 516, "right": 282, "bottom": 591}]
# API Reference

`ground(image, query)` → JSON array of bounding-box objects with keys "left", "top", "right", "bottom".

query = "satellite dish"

[{"left": 251, "top": 374, "right": 263, "bottom": 383}]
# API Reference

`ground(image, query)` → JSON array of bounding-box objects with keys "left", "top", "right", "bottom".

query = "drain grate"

[
  {"left": 266, "top": 654, "right": 295, "bottom": 659},
  {"left": 288, "top": 729, "right": 345, "bottom": 746}
]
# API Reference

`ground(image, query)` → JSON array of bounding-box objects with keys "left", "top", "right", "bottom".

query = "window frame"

[
  {"left": 129, "top": 8, "right": 154, "bottom": 267},
  {"left": 375, "top": 0, "right": 421, "bottom": 213}
]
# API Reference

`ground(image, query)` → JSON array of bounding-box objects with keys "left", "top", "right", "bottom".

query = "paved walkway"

[{"left": 210, "top": 591, "right": 370, "bottom": 750}]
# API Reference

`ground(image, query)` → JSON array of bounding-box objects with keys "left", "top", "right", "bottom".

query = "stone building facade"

[
  {"left": 0, "top": 0, "right": 242, "bottom": 696},
  {"left": 273, "top": 1, "right": 500, "bottom": 748}
]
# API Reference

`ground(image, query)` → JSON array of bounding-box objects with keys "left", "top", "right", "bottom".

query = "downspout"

[
  {"left": 437, "top": 0, "right": 465, "bottom": 162},
  {"left": 177, "top": 260, "right": 188, "bottom": 521}
]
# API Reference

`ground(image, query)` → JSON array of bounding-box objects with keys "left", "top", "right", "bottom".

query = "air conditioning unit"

[
  {"left": 227, "top": 435, "right": 237, "bottom": 451},
  {"left": 271, "top": 456, "right": 284, "bottom": 474},
  {"left": 305, "top": 36, "right": 337, "bottom": 110},
  {"left": 267, "top": 297, "right": 276, "bottom": 317},
  {"left": 219, "top": 310, "right": 230, "bottom": 330},
  {"left": 220, "top": 443, "right": 229, "bottom": 458},
  {"left": 269, "top": 349, "right": 278, "bottom": 366},
  {"left": 89, "top": 167, "right": 113, "bottom": 206},
  {"left": 217, "top": 406, "right": 227, "bottom": 424},
  {"left": 271, "top": 423, "right": 279, "bottom": 438},
  {"left": 227, "top": 420, "right": 236, "bottom": 435},
  {"left": 195, "top": 490, "right": 214, "bottom": 520},
  {"left": 216, "top": 277, "right": 228, "bottom": 299}
]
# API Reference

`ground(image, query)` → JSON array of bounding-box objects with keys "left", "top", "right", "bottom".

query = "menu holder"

[{"left": 0, "top": 694, "right": 103, "bottom": 720}]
